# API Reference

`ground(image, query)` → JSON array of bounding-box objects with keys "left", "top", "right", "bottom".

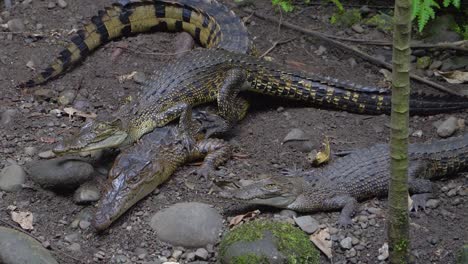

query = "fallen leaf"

[
  {"left": 307, "top": 136, "right": 331, "bottom": 166},
  {"left": 117, "top": 71, "right": 137, "bottom": 84},
  {"left": 310, "top": 228, "right": 332, "bottom": 259},
  {"left": 11, "top": 211, "right": 34, "bottom": 230},
  {"left": 434, "top": 70, "right": 468, "bottom": 84},
  {"left": 63, "top": 107, "right": 97, "bottom": 119},
  {"left": 229, "top": 210, "right": 260, "bottom": 228},
  {"left": 282, "top": 128, "right": 309, "bottom": 144}
]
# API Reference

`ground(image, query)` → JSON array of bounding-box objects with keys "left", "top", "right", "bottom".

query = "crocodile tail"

[
  {"left": 408, "top": 92, "right": 468, "bottom": 115},
  {"left": 18, "top": 0, "right": 251, "bottom": 88}
]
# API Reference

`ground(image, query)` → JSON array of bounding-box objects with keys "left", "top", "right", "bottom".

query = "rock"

[
  {"left": 429, "top": 60, "right": 442, "bottom": 70},
  {"left": 416, "top": 56, "right": 431, "bottom": 69},
  {"left": 440, "top": 56, "right": 468, "bottom": 71},
  {"left": 293, "top": 215, "right": 319, "bottom": 234},
  {"left": 150, "top": 202, "right": 223, "bottom": 247},
  {"left": 340, "top": 237, "right": 353, "bottom": 249},
  {"left": 0, "top": 226, "right": 58, "bottom": 264},
  {"left": 447, "top": 188, "right": 458, "bottom": 197},
  {"left": 437, "top": 116, "right": 459, "bottom": 138},
  {"left": 283, "top": 128, "right": 309, "bottom": 143},
  {"left": 73, "top": 182, "right": 100, "bottom": 204},
  {"left": 425, "top": 199, "right": 440, "bottom": 209},
  {"left": 57, "top": 90, "right": 76, "bottom": 106},
  {"left": 133, "top": 71, "right": 147, "bottom": 84},
  {"left": 24, "top": 146, "right": 37, "bottom": 156},
  {"left": 359, "top": 5, "right": 371, "bottom": 15},
  {"left": 26, "top": 158, "right": 95, "bottom": 191},
  {"left": 1, "top": 109, "right": 17, "bottom": 126},
  {"left": 279, "top": 210, "right": 297, "bottom": 218},
  {"left": 47, "top": 2, "right": 56, "bottom": 9},
  {"left": 57, "top": 0, "right": 67, "bottom": 8},
  {"left": 38, "top": 150, "right": 56, "bottom": 159},
  {"left": 79, "top": 220, "right": 91, "bottom": 230},
  {"left": 7, "top": 18, "right": 25, "bottom": 32},
  {"left": 171, "top": 249, "right": 183, "bottom": 260},
  {"left": 451, "top": 198, "right": 462, "bottom": 206},
  {"left": 67, "top": 243, "right": 81, "bottom": 252},
  {"left": 219, "top": 220, "right": 318, "bottom": 264},
  {"left": 348, "top": 58, "right": 357, "bottom": 68},
  {"left": 64, "top": 232, "right": 79, "bottom": 243},
  {"left": 194, "top": 248, "right": 209, "bottom": 260},
  {"left": 351, "top": 24, "right": 364, "bottom": 33},
  {"left": 34, "top": 88, "right": 55, "bottom": 100},
  {"left": 0, "top": 164, "right": 26, "bottom": 192}
]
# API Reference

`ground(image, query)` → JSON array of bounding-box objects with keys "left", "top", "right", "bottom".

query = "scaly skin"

[
  {"left": 93, "top": 107, "right": 230, "bottom": 231},
  {"left": 54, "top": 48, "right": 468, "bottom": 154},
  {"left": 19, "top": 0, "right": 251, "bottom": 87},
  {"left": 224, "top": 134, "right": 468, "bottom": 227}
]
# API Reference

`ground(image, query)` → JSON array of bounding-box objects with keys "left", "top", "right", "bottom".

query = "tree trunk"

[{"left": 387, "top": 0, "right": 412, "bottom": 262}]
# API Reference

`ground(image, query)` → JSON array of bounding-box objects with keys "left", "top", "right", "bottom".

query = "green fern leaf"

[
  {"left": 411, "top": 0, "right": 421, "bottom": 19},
  {"left": 416, "top": 0, "right": 440, "bottom": 32},
  {"left": 443, "top": 0, "right": 450, "bottom": 7}
]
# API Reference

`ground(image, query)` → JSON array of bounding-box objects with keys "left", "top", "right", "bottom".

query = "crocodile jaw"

[{"left": 53, "top": 120, "right": 128, "bottom": 154}]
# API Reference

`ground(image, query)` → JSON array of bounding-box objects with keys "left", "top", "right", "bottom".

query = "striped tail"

[{"left": 19, "top": 0, "right": 250, "bottom": 88}]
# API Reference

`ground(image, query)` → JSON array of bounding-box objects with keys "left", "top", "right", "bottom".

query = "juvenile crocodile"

[
  {"left": 222, "top": 134, "right": 468, "bottom": 227},
  {"left": 19, "top": 0, "right": 251, "bottom": 87},
  {"left": 93, "top": 107, "right": 230, "bottom": 230},
  {"left": 53, "top": 48, "right": 468, "bottom": 155}
]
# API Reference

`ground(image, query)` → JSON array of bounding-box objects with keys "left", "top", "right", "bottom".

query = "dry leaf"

[
  {"left": 310, "top": 228, "right": 332, "bottom": 259},
  {"left": 118, "top": 71, "right": 137, "bottom": 83},
  {"left": 307, "top": 137, "right": 331, "bottom": 166},
  {"left": 408, "top": 194, "right": 413, "bottom": 210},
  {"left": 379, "top": 68, "right": 392, "bottom": 82},
  {"left": 11, "top": 211, "right": 34, "bottom": 230},
  {"left": 229, "top": 210, "right": 260, "bottom": 227},
  {"left": 63, "top": 107, "right": 97, "bottom": 119},
  {"left": 434, "top": 70, "right": 468, "bottom": 84}
]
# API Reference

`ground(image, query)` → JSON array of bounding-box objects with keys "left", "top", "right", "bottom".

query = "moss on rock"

[{"left": 219, "top": 220, "right": 320, "bottom": 264}]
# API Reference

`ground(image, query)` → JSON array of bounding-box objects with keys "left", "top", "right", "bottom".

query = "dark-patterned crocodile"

[
  {"left": 53, "top": 48, "right": 468, "bottom": 155},
  {"left": 222, "top": 133, "right": 468, "bottom": 227},
  {"left": 93, "top": 106, "right": 230, "bottom": 230},
  {"left": 20, "top": 0, "right": 251, "bottom": 87}
]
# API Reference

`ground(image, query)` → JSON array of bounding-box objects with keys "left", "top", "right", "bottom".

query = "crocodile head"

[
  {"left": 222, "top": 177, "right": 305, "bottom": 209},
  {"left": 53, "top": 119, "right": 128, "bottom": 154},
  {"left": 92, "top": 126, "right": 181, "bottom": 231}
]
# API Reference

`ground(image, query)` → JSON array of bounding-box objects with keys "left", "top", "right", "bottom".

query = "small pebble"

[
  {"left": 425, "top": 199, "right": 440, "bottom": 209},
  {"left": 57, "top": 0, "right": 67, "bottom": 8},
  {"left": 47, "top": 2, "right": 56, "bottom": 9},
  {"left": 195, "top": 248, "right": 209, "bottom": 260},
  {"left": 38, "top": 150, "right": 56, "bottom": 159},
  {"left": 79, "top": 220, "right": 91, "bottom": 230},
  {"left": 436, "top": 116, "right": 459, "bottom": 138},
  {"left": 294, "top": 215, "right": 319, "bottom": 234},
  {"left": 351, "top": 24, "right": 364, "bottom": 33},
  {"left": 340, "top": 237, "right": 353, "bottom": 249},
  {"left": 7, "top": 18, "right": 25, "bottom": 32}
]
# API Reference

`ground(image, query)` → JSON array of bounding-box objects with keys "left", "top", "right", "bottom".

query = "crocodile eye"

[
  {"left": 264, "top": 184, "right": 277, "bottom": 189},
  {"left": 127, "top": 175, "right": 140, "bottom": 185}
]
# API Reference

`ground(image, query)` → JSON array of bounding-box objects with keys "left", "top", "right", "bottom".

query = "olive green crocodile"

[{"left": 54, "top": 48, "right": 468, "bottom": 154}]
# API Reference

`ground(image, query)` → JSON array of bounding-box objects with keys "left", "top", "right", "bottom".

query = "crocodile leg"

[
  {"left": 189, "top": 138, "right": 231, "bottom": 179},
  {"left": 324, "top": 195, "right": 358, "bottom": 228},
  {"left": 212, "top": 68, "right": 250, "bottom": 137},
  {"left": 408, "top": 161, "right": 434, "bottom": 211}
]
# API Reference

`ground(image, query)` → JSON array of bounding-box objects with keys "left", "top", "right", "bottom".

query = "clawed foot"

[
  {"left": 177, "top": 133, "right": 196, "bottom": 152},
  {"left": 410, "top": 193, "right": 431, "bottom": 212},
  {"left": 279, "top": 165, "right": 304, "bottom": 177},
  {"left": 337, "top": 216, "right": 353, "bottom": 228},
  {"left": 191, "top": 166, "right": 214, "bottom": 180}
]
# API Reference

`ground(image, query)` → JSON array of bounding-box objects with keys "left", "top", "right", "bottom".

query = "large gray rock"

[
  {"left": 150, "top": 202, "right": 223, "bottom": 248},
  {"left": 0, "top": 164, "right": 26, "bottom": 191},
  {"left": 0, "top": 226, "right": 58, "bottom": 264},
  {"left": 26, "top": 158, "right": 94, "bottom": 191},
  {"left": 436, "top": 116, "right": 459, "bottom": 138}
]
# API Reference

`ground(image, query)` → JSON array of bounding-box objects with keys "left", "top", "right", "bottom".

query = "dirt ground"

[{"left": 0, "top": 0, "right": 467, "bottom": 263}]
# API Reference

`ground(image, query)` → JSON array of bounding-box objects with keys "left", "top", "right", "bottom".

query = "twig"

[
  {"left": 324, "top": 35, "right": 468, "bottom": 52},
  {"left": 237, "top": 6, "right": 464, "bottom": 97},
  {"left": 259, "top": 37, "right": 297, "bottom": 58}
]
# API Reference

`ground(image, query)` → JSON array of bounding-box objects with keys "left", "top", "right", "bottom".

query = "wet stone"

[
  {"left": 73, "top": 182, "right": 100, "bottom": 204},
  {"left": 436, "top": 116, "right": 459, "bottom": 138},
  {"left": 294, "top": 215, "right": 319, "bottom": 234},
  {"left": 340, "top": 237, "right": 353, "bottom": 249},
  {"left": 38, "top": 150, "right": 56, "bottom": 159},
  {"left": 195, "top": 248, "right": 209, "bottom": 260}
]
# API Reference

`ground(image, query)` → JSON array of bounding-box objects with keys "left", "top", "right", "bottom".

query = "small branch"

[
  {"left": 259, "top": 37, "right": 296, "bottom": 58},
  {"left": 236, "top": 6, "right": 464, "bottom": 97}
]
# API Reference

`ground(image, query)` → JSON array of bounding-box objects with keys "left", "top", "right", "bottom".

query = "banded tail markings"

[{"left": 19, "top": 0, "right": 234, "bottom": 88}]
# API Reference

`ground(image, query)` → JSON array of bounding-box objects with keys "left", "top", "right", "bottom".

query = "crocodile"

[
  {"left": 222, "top": 134, "right": 468, "bottom": 227},
  {"left": 93, "top": 106, "right": 230, "bottom": 231},
  {"left": 53, "top": 48, "right": 468, "bottom": 155},
  {"left": 19, "top": 0, "right": 251, "bottom": 87}
]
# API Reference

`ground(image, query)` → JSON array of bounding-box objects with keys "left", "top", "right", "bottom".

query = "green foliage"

[
  {"left": 330, "top": 8, "right": 362, "bottom": 27},
  {"left": 453, "top": 24, "right": 468, "bottom": 40},
  {"left": 272, "top": 0, "right": 294, "bottom": 12},
  {"left": 412, "top": 0, "right": 461, "bottom": 32}
]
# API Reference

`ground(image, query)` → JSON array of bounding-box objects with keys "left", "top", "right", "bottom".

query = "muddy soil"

[{"left": 0, "top": 0, "right": 466, "bottom": 263}]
